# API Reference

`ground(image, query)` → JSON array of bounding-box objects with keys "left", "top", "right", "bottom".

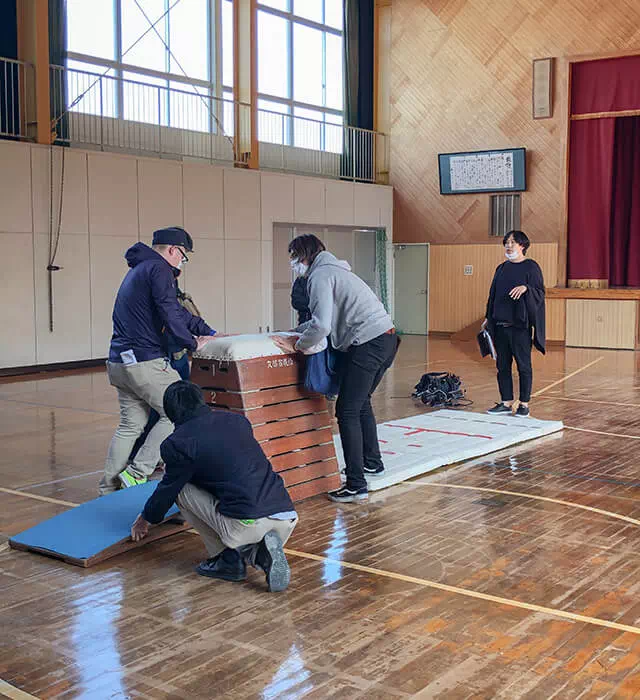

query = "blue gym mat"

[{"left": 9, "top": 482, "right": 184, "bottom": 567}]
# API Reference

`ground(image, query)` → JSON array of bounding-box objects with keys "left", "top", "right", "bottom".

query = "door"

[{"left": 393, "top": 244, "right": 429, "bottom": 335}]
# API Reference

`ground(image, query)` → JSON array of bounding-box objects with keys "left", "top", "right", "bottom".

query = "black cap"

[{"left": 152, "top": 226, "right": 194, "bottom": 252}]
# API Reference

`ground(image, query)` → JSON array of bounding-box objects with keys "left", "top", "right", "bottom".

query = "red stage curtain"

[
  {"left": 609, "top": 116, "right": 640, "bottom": 287},
  {"left": 572, "top": 56, "right": 640, "bottom": 115},
  {"left": 567, "top": 118, "right": 615, "bottom": 281}
]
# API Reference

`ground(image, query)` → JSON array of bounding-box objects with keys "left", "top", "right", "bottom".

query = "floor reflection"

[
  {"left": 261, "top": 644, "right": 311, "bottom": 700},
  {"left": 71, "top": 573, "right": 126, "bottom": 695},
  {"left": 322, "top": 511, "right": 347, "bottom": 586}
]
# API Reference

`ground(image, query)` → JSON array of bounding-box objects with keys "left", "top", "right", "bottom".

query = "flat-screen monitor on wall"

[{"left": 438, "top": 147, "right": 526, "bottom": 195}]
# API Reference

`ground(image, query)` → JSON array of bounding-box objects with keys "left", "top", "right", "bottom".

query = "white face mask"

[
  {"left": 505, "top": 250, "right": 519, "bottom": 261},
  {"left": 290, "top": 259, "right": 308, "bottom": 277}
]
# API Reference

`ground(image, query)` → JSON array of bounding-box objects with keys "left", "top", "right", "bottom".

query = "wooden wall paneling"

[
  {"left": 565, "top": 299, "right": 636, "bottom": 350},
  {"left": 389, "top": 1, "right": 640, "bottom": 247},
  {"left": 428, "top": 243, "right": 557, "bottom": 333},
  {"left": 546, "top": 298, "right": 566, "bottom": 343}
]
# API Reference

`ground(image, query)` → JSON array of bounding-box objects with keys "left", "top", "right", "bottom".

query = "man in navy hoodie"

[
  {"left": 99, "top": 227, "right": 216, "bottom": 495},
  {"left": 131, "top": 381, "right": 297, "bottom": 592}
]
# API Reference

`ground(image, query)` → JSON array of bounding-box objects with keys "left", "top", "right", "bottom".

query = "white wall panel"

[
  {"left": 354, "top": 182, "right": 382, "bottom": 227},
  {"left": 182, "top": 162, "right": 224, "bottom": 239},
  {"left": 224, "top": 168, "right": 260, "bottom": 239},
  {"left": 294, "top": 177, "right": 325, "bottom": 224},
  {"left": 138, "top": 158, "right": 183, "bottom": 237},
  {"left": 88, "top": 153, "right": 138, "bottom": 237},
  {"left": 0, "top": 141, "right": 32, "bottom": 233},
  {"left": 225, "top": 240, "right": 261, "bottom": 334},
  {"left": 325, "top": 180, "right": 354, "bottom": 226},
  {"left": 0, "top": 233, "right": 36, "bottom": 367},
  {"left": 260, "top": 172, "right": 294, "bottom": 241}
]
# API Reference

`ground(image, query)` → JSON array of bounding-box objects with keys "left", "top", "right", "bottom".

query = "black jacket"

[
  {"left": 486, "top": 259, "right": 546, "bottom": 354},
  {"left": 109, "top": 243, "right": 213, "bottom": 362},
  {"left": 291, "top": 276, "right": 311, "bottom": 325},
  {"left": 142, "top": 406, "right": 294, "bottom": 523}
]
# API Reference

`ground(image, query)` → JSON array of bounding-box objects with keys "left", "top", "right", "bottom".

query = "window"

[
  {"left": 63, "top": 0, "right": 345, "bottom": 147},
  {"left": 257, "top": 0, "right": 344, "bottom": 152},
  {"left": 64, "top": 0, "right": 233, "bottom": 130}
]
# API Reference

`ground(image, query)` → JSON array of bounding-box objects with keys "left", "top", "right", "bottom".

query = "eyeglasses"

[{"left": 176, "top": 247, "right": 189, "bottom": 264}]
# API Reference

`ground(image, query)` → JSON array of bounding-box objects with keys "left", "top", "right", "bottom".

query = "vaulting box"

[{"left": 191, "top": 334, "right": 340, "bottom": 501}]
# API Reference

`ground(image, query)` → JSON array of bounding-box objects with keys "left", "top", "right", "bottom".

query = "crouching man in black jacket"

[{"left": 131, "top": 381, "right": 298, "bottom": 592}]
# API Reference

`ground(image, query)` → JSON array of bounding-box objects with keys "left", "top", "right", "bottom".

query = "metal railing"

[
  {"left": 258, "top": 107, "right": 388, "bottom": 183},
  {"left": 1, "top": 60, "right": 389, "bottom": 182},
  {"left": 50, "top": 64, "right": 247, "bottom": 164},
  {"left": 0, "top": 57, "right": 33, "bottom": 140}
]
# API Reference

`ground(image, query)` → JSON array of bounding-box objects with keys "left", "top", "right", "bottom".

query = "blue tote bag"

[{"left": 304, "top": 345, "right": 341, "bottom": 396}]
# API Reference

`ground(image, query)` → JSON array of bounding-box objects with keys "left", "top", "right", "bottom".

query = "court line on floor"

[
  {"left": 284, "top": 548, "right": 640, "bottom": 636},
  {"left": 15, "top": 470, "right": 103, "bottom": 491},
  {"left": 0, "top": 678, "right": 39, "bottom": 700},
  {"left": 532, "top": 357, "right": 604, "bottom": 397},
  {"left": 538, "top": 395, "right": 640, "bottom": 409},
  {"left": 564, "top": 426, "right": 640, "bottom": 441},
  {"left": 6, "top": 486, "right": 640, "bottom": 637},
  {"left": 407, "top": 481, "right": 640, "bottom": 527},
  {"left": 0, "top": 487, "right": 78, "bottom": 508}
]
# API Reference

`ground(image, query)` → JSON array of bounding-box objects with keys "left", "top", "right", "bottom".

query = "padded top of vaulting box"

[{"left": 194, "top": 333, "right": 298, "bottom": 362}]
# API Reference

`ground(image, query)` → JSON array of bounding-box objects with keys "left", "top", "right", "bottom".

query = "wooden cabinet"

[{"left": 566, "top": 299, "right": 637, "bottom": 350}]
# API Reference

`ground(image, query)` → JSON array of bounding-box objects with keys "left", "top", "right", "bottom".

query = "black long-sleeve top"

[{"left": 485, "top": 259, "right": 546, "bottom": 354}]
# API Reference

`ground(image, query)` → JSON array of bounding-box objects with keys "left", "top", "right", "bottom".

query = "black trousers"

[
  {"left": 336, "top": 332, "right": 400, "bottom": 491},
  {"left": 494, "top": 325, "right": 533, "bottom": 403}
]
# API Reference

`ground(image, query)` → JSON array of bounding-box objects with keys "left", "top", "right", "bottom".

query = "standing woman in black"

[{"left": 483, "top": 230, "right": 546, "bottom": 417}]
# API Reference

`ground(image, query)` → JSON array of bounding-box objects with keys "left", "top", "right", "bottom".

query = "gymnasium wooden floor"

[{"left": 2, "top": 337, "right": 640, "bottom": 699}]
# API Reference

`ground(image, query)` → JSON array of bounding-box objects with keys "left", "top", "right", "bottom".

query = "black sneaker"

[
  {"left": 255, "top": 531, "right": 290, "bottom": 592},
  {"left": 363, "top": 465, "right": 385, "bottom": 476},
  {"left": 328, "top": 486, "right": 369, "bottom": 503},
  {"left": 515, "top": 405, "right": 530, "bottom": 417},
  {"left": 196, "top": 549, "right": 247, "bottom": 581},
  {"left": 487, "top": 403, "right": 512, "bottom": 415}
]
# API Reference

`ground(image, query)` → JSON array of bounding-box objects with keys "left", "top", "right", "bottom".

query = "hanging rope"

[
  {"left": 375, "top": 228, "right": 389, "bottom": 313},
  {"left": 47, "top": 143, "right": 65, "bottom": 332}
]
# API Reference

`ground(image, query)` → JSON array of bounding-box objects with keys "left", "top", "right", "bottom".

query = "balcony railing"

[
  {"left": 1, "top": 59, "right": 389, "bottom": 183},
  {"left": 0, "top": 57, "right": 32, "bottom": 140},
  {"left": 50, "top": 64, "right": 246, "bottom": 165}
]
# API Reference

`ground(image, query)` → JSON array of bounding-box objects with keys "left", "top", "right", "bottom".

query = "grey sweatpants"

[
  {"left": 99, "top": 357, "right": 180, "bottom": 495},
  {"left": 177, "top": 483, "right": 298, "bottom": 563}
]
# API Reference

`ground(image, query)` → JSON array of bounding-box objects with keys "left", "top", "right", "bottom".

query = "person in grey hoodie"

[{"left": 273, "top": 234, "right": 399, "bottom": 503}]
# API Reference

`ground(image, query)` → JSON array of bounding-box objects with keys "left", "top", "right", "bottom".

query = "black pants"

[
  {"left": 494, "top": 325, "right": 533, "bottom": 403},
  {"left": 336, "top": 332, "right": 400, "bottom": 491}
]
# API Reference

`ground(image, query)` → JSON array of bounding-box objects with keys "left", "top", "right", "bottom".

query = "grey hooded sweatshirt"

[{"left": 295, "top": 251, "right": 393, "bottom": 352}]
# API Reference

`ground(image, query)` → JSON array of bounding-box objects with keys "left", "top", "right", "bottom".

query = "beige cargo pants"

[
  {"left": 99, "top": 357, "right": 180, "bottom": 495},
  {"left": 177, "top": 483, "right": 298, "bottom": 563}
]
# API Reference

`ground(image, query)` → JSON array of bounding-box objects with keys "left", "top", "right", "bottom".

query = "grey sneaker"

[
  {"left": 487, "top": 403, "right": 512, "bottom": 415},
  {"left": 255, "top": 531, "right": 290, "bottom": 592}
]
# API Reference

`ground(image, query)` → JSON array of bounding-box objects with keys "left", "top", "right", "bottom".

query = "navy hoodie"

[
  {"left": 109, "top": 243, "right": 213, "bottom": 363},
  {"left": 142, "top": 406, "right": 295, "bottom": 523}
]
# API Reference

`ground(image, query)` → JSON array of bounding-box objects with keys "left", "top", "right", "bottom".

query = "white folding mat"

[{"left": 333, "top": 409, "right": 564, "bottom": 491}]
